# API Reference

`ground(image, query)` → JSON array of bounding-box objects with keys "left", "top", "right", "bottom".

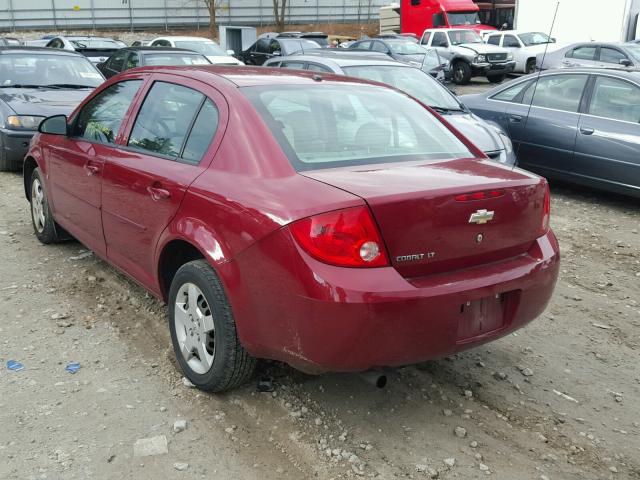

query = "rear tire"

[
  {"left": 488, "top": 74, "right": 505, "bottom": 84},
  {"left": 29, "top": 168, "right": 63, "bottom": 244},
  {"left": 525, "top": 59, "right": 536, "bottom": 74},
  {"left": 168, "top": 259, "right": 256, "bottom": 392},
  {"left": 452, "top": 61, "right": 472, "bottom": 85}
]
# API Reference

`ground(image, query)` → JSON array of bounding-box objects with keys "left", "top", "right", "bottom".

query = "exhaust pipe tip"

[{"left": 358, "top": 371, "right": 388, "bottom": 388}]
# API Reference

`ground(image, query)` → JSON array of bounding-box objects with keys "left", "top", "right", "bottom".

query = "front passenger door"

[
  {"left": 48, "top": 80, "right": 143, "bottom": 256},
  {"left": 101, "top": 78, "right": 225, "bottom": 289}
]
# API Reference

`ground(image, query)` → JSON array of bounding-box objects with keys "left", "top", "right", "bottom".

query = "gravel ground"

[{"left": 1, "top": 81, "right": 639, "bottom": 480}]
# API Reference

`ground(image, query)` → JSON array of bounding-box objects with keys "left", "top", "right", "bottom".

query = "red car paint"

[
  {"left": 26, "top": 66, "right": 559, "bottom": 373},
  {"left": 400, "top": 0, "right": 496, "bottom": 36}
]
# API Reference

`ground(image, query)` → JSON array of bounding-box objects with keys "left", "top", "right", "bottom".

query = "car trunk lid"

[{"left": 301, "top": 158, "right": 546, "bottom": 278}]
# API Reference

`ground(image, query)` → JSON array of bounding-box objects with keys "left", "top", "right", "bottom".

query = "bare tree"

[
  {"left": 272, "top": 0, "right": 288, "bottom": 31},
  {"left": 203, "top": 0, "right": 225, "bottom": 39}
]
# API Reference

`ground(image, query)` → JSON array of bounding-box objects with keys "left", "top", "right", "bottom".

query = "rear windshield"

[{"left": 243, "top": 84, "right": 473, "bottom": 171}]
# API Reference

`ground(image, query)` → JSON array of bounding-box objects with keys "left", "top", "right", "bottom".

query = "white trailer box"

[
  {"left": 515, "top": 0, "right": 640, "bottom": 44},
  {"left": 379, "top": 3, "right": 401, "bottom": 34}
]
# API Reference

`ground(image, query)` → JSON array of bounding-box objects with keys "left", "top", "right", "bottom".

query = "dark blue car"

[{"left": 460, "top": 68, "right": 640, "bottom": 198}]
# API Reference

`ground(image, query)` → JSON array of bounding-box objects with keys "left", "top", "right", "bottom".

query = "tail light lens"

[
  {"left": 540, "top": 182, "right": 550, "bottom": 236},
  {"left": 289, "top": 206, "right": 389, "bottom": 268}
]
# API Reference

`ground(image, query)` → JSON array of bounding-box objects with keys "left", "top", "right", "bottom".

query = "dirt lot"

[{"left": 1, "top": 82, "right": 639, "bottom": 479}]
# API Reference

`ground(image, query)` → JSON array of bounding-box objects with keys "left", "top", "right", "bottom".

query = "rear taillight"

[
  {"left": 540, "top": 182, "right": 550, "bottom": 236},
  {"left": 289, "top": 206, "right": 389, "bottom": 268}
]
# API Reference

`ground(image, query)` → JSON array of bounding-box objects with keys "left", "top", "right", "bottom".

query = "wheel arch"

[
  {"left": 157, "top": 238, "right": 207, "bottom": 302},
  {"left": 23, "top": 155, "right": 41, "bottom": 200}
]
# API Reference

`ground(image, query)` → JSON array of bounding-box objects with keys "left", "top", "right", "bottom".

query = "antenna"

[{"left": 513, "top": 1, "right": 560, "bottom": 170}]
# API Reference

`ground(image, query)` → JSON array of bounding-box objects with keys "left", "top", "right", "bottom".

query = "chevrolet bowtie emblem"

[{"left": 468, "top": 209, "right": 494, "bottom": 224}]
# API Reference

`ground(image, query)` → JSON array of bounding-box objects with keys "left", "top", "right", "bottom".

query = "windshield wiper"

[
  {"left": 0, "top": 84, "right": 47, "bottom": 89},
  {"left": 430, "top": 106, "right": 464, "bottom": 114},
  {"left": 44, "top": 84, "right": 95, "bottom": 89}
]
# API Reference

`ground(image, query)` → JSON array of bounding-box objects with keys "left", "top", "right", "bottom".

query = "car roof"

[
  {"left": 124, "top": 47, "right": 202, "bottom": 53},
  {"left": 0, "top": 46, "right": 85, "bottom": 57},
  {"left": 151, "top": 36, "right": 216, "bottom": 41},
  {"left": 495, "top": 67, "right": 640, "bottom": 86},
  {"left": 125, "top": 65, "right": 393, "bottom": 89},
  {"left": 61, "top": 35, "right": 118, "bottom": 41},
  {"left": 277, "top": 53, "right": 412, "bottom": 68}
]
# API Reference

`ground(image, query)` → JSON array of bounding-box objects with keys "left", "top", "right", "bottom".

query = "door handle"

[
  {"left": 579, "top": 126, "right": 595, "bottom": 135},
  {"left": 84, "top": 163, "right": 100, "bottom": 176},
  {"left": 147, "top": 185, "right": 171, "bottom": 201},
  {"left": 509, "top": 114, "right": 523, "bottom": 123}
]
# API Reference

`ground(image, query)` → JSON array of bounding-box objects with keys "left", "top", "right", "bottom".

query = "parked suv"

[{"left": 421, "top": 28, "right": 514, "bottom": 84}]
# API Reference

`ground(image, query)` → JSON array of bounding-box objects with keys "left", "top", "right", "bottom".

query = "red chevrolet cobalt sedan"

[{"left": 24, "top": 66, "right": 559, "bottom": 392}]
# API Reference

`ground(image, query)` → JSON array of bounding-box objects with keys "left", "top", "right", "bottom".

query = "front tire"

[
  {"left": 29, "top": 168, "right": 62, "bottom": 244},
  {"left": 452, "top": 61, "right": 472, "bottom": 85},
  {"left": 168, "top": 260, "right": 256, "bottom": 392},
  {"left": 488, "top": 74, "right": 505, "bottom": 84}
]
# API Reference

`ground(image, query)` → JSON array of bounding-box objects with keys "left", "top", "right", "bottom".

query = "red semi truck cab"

[{"left": 400, "top": 0, "right": 496, "bottom": 36}]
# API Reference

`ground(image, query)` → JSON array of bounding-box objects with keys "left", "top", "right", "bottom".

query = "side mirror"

[
  {"left": 620, "top": 58, "right": 633, "bottom": 67},
  {"left": 226, "top": 49, "right": 235, "bottom": 56},
  {"left": 38, "top": 115, "right": 68, "bottom": 135},
  {"left": 501, "top": 23, "right": 508, "bottom": 30}
]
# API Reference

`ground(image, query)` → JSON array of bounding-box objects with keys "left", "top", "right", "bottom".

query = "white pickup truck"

[
  {"left": 483, "top": 30, "right": 560, "bottom": 73},
  {"left": 420, "top": 28, "right": 515, "bottom": 85}
]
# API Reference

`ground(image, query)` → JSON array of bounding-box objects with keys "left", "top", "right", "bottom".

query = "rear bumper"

[
  {"left": 230, "top": 228, "right": 560, "bottom": 373},
  {"left": 1, "top": 129, "right": 34, "bottom": 164}
]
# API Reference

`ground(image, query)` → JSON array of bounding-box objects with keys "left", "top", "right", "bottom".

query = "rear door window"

[
  {"left": 352, "top": 41, "right": 372, "bottom": 50},
  {"left": 371, "top": 41, "right": 389, "bottom": 53},
  {"left": 109, "top": 51, "right": 128, "bottom": 72},
  {"left": 72, "top": 80, "right": 142, "bottom": 144},
  {"left": 128, "top": 81, "right": 205, "bottom": 159},
  {"left": 522, "top": 74, "right": 588, "bottom": 112},
  {"left": 281, "top": 61, "right": 306, "bottom": 69},
  {"left": 307, "top": 63, "right": 332, "bottom": 73},
  {"left": 588, "top": 76, "right": 640, "bottom": 122},
  {"left": 181, "top": 99, "right": 219, "bottom": 164}
]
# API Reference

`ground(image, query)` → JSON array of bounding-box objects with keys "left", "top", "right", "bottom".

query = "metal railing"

[{"left": 0, "top": 0, "right": 384, "bottom": 32}]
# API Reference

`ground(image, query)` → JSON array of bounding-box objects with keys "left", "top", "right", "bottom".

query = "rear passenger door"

[
  {"left": 101, "top": 77, "right": 227, "bottom": 289},
  {"left": 574, "top": 75, "right": 640, "bottom": 193},
  {"left": 505, "top": 73, "right": 588, "bottom": 176}
]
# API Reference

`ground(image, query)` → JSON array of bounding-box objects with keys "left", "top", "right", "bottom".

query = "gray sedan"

[
  {"left": 460, "top": 68, "right": 640, "bottom": 198},
  {"left": 264, "top": 51, "right": 516, "bottom": 165},
  {"left": 537, "top": 42, "right": 640, "bottom": 70}
]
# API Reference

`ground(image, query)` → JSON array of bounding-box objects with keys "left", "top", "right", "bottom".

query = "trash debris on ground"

[
  {"left": 65, "top": 362, "right": 81, "bottom": 374},
  {"left": 553, "top": 389, "right": 579, "bottom": 403},
  {"left": 7, "top": 360, "right": 23, "bottom": 371},
  {"left": 133, "top": 435, "right": 168, "bottom": 457}
]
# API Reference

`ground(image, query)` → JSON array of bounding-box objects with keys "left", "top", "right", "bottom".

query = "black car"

[
  {"left": 98, "top": 47, "right": 211, "bottom": 79},
  {"left": 348, "top": 38, "right": 433, "bottom": 68},
  {"left": 278, "top": 31, "right": 329, "bottom": 47},
  {"left": 0, "top": 47, "right": 104, "bottom": 171},
  {"left": 238, "top": 37, "right": 320, "bottom": 66}
]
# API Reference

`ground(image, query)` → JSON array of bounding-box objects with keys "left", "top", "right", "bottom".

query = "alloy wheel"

[
  {"left": 31, "top": 178, "right": 46, "bottom": 234},
  {"left": 174, "top": 282, "right": 216, "bottom": 374}
]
